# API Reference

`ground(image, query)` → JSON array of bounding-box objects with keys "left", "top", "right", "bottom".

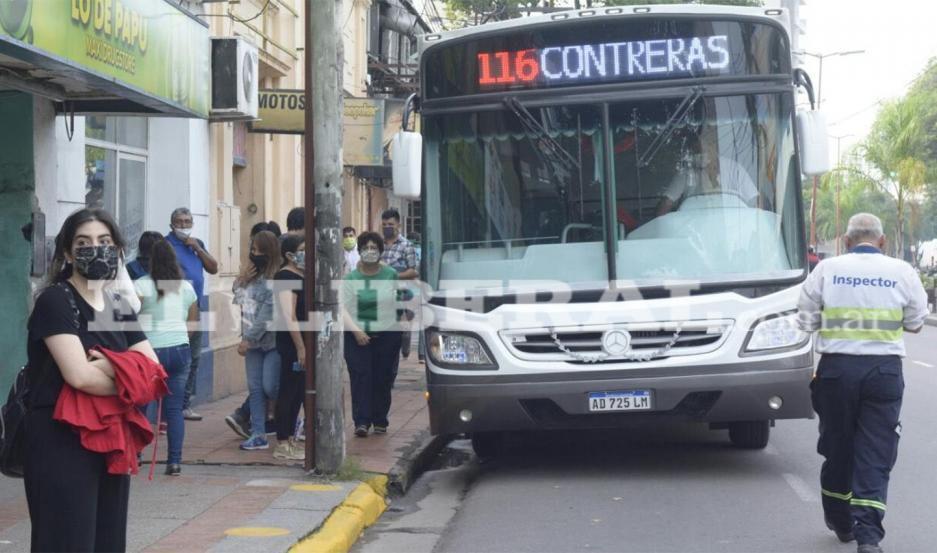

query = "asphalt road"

[{"left": 358, "top": 328, "right": 937, "bottom": 553}]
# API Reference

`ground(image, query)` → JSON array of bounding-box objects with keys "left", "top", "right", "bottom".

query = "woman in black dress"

[{"left": 24, "top": 208, "right": 158, "bottom": 552}]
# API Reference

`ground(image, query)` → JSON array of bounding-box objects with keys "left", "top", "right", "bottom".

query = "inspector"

[{"left": 797, "top": 213, "right": 928, "bottom": 553}]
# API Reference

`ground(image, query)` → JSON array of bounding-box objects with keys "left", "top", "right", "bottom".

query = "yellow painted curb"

[{"left": 289, "top": 481, "right": 388, "bottom": 553}]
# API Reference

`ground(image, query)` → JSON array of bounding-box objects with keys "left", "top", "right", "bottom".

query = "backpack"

[{"left": 0, "top": 283, "right": 81, "bottom": 479}]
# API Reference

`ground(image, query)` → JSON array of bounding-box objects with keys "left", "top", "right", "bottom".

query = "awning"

[{"left": 0, "top": 0, "right": 210, "bottom": 118}]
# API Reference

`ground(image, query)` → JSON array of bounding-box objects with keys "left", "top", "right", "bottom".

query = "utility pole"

[
  {"left": 304, "top": 0, "right": 345, "bottom": 473},
  {"left": 830, "top": 134, "right": 853, "bottom": 255},
  {"left": 795, "top": 49, "right": 865, "bottom": 248}
]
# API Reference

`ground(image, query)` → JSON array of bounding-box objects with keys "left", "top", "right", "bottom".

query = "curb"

[
  {"left": 287, "top": 431, "right": 452, "bottom": 553},
  {"left": 386, "top": 430, "right": 452, "bottom": 497},
  {"left": 289, "top": 475, "right": 388, "bottom": 553}
]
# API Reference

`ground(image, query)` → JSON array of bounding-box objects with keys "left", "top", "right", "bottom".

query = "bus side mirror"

[
  {"left": 796, "top": 111, "right": 831, "bottom": 176},
  {"left": 392, "top": 131, "right": 422, "bottom": 199}
]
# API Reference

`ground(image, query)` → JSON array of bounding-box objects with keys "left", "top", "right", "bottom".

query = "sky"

[{"left": 766, "top": 0, "right": 937, "bottom": 159}]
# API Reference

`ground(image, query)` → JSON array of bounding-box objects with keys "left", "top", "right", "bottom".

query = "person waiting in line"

[
  {"left": 24, "top": 208, "right": 159, "bottom": 552},
  {"left": 134, "top": 237, "right": 199, "bottom": 476},
  {"left": 286, "top": 207, "right": 305, "bottom": 236},
  {"left": 342, "top": 226, "right": 360, "bottom": 276},
  {"left": 233, "top": 230, "right": 282, "bottom": 450},
  {"left": 167, "top": 207, "right": 219, "bottom": 423},
  {"left": 126, "top": 231, "right": 163, "bottom": 280},
  {"left": 342, "top": 232, "right": 403, "bottom": 437},
  {"left": 380, "top": 209, "right": 419, "bottom": 362},
  {"left": 250, "top": 220, "right": 282, "bottom": 239},
  {"left": 272, "top": 234, "right": 307, "bottom": 460},
  {"left": 226, "top": 222, "right": 286, "bottom": 438}
]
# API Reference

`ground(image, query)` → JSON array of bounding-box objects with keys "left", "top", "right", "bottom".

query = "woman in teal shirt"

[
  {"left": 135, "top": 237, "right": 198, "bottom": 475},
  {"left": 341, "top": 231, "right": 402, "bottom": 437}
]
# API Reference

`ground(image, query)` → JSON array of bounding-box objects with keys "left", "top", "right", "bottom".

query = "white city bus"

[{"left": 392, "top": 5, "right": 831, "bottom": 456}]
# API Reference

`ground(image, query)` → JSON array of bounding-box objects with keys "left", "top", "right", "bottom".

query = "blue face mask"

[{"left": 292, "top": 251, "right": 306, "bottom": 270}]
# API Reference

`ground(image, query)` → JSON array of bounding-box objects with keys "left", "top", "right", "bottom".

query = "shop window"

[{"left": 85, "top": 117, "right": 148, "bottom": 254}]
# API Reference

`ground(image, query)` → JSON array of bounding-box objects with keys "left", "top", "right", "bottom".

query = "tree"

[{"left": 861, "top": 95, "right": 929, "bottom": 259}]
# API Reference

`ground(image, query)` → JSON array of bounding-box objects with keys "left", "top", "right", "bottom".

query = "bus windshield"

[{"left": 422, "top": 92, "right": 805, "bottom": 290}]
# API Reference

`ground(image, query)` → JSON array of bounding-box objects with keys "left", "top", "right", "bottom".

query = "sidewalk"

[{"left": 0, "top": 355, "right": 433, "bottom": 553}]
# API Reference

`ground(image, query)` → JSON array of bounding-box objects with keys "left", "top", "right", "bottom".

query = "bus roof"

[{"left": 419, "top": 5, "right": 791, "bottom": 54}]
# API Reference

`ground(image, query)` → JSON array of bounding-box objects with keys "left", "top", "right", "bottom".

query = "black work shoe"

[
  {"left": 372, "top": 425, "right": 387, "bottom": 434},
  {"left": 857, "top": 544, "right": 883, "bottom": 553},
  {"left": 354, "top": 425, "right": 369, "bottom": 437},
  {"left": 165, "top": 464, "right": 181, "bottom": 476},
  {"left": 826, "top": 519, "right": 855, "bottom": 543}
]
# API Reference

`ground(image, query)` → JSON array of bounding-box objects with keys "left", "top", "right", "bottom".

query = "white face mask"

[
  {"left": 174, "top": 227, "right": 192, "bottom": 240},
  {"left": 360, "top": 250, "right": 380, "bottom": 264}
]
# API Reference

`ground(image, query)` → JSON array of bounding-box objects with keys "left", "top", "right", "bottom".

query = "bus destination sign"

[{"left": 477, "top": 35, "right": 730, "bottom": 89}]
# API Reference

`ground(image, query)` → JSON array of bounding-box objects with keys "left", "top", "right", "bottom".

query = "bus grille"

[{"left": 500, "top": 321, "right": 732, "bottom": 363}]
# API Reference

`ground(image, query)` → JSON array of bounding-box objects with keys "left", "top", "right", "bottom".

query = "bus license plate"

[{"left": 588, "top": 390, "right": 652, "bottom": 412}]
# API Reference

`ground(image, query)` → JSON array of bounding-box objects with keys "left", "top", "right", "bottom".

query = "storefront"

[{"left": 0, "top": 0, "right": 211, "bottom": 391}]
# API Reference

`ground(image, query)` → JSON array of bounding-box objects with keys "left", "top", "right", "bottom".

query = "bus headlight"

[
  {"left": 742, "top": 312, "right": 809, "bottom": 354},
  {"left": 426, "top": 330, "right": 498, "bottom": 370}
]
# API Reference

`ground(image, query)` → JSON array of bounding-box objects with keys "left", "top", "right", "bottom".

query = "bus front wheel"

[
  {"left": 471, "top": 432, "right": 504, "bottom": 459},
  {"left": 728, "top": 421, "right": 770, "bottom": 449}
]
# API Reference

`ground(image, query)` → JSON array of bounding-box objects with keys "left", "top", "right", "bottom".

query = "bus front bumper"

[{"left": 426, "top": 354, "right": 815, "bottom": 436}]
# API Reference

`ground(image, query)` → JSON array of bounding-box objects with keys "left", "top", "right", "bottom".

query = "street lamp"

[
  {"left": 794, "top": 49, "right": 866, "bottom": 249},
  {"left": 830, "top": 133, "right": 854, "bottom": 255}
]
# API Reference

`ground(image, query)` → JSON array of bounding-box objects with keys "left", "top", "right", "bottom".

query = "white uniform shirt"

[
  {"left": 662, "top": 155, "right": 759, "bottom": 207},
  {"left": 797, "top": 245, "right": 928, "bottom": 356}
]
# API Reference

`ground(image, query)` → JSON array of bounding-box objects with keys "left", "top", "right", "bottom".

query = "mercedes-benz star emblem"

[{"left": 601, "top": 329, "right": 632, "bottom": 357}]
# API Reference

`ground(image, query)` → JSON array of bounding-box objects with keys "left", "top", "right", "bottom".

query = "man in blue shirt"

[{"left": 167, "top": 207, "right": 219, "bottom": 421}]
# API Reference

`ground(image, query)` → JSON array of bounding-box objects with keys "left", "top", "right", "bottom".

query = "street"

[{"left": 357, "top": 327, "right": 937, "bottom": 553}]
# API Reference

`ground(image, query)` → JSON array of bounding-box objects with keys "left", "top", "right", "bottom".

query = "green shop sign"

[{"left": 0, "top": 0, "right": 210, "bottom": 118}]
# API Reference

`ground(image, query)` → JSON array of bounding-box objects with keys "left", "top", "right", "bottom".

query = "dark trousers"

[
  {"left": 183, "top": 330, "right": 203, "bottom": 410},
  {"left": 24, "top": 408, "right": 130, "bottom": 552},
  {"left": 344, "top": 331, "right": 402, "bottom": 428},
  {"left": 275, "top": 343, "right": 304, "bottom": 441},
  {"left": 811, "top": 353, "right": 903, "bottom": 546}
]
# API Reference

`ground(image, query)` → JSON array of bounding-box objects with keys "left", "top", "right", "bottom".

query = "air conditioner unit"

[{"left": 211, "top": 37, "right": 259, "bottom": 120}]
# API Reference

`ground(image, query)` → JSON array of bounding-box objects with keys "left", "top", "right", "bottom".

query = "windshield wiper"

[
  {"left": 503, "top": 97, "right": 580, "bottom": 173},
  {"left": 637, "top": 86, "right": 703, "bottom": 168}
]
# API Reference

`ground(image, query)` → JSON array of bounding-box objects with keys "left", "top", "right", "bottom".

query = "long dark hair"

[
  {"left": 48, "top": 208, "right": 126, "bottom": 284},
  {"left": 149, "top": 238, "right": 183, "bottom": 299},
  {"left": 137, "top": 231, "right": 162, "bottom": 261}
]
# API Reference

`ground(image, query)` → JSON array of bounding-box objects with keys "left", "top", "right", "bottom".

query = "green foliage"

[{"left": 444, "top": 0, "right": 763, "bottom": 24}]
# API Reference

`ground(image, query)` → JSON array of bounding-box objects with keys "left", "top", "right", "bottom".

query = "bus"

[{"left": 391, "top": 5, "right": 831, "bottom": 456}]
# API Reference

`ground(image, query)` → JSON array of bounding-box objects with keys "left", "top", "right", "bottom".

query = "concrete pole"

[{"left": 305, "top": 0, "right": 345, "bottom": 473}]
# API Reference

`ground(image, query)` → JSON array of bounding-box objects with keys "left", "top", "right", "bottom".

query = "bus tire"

[
  {"left": 471, "top": 432, "right": 504, "bottom": 459},
  {"left": 728, "top": 421, "right": 770, "bottom": 449}
]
